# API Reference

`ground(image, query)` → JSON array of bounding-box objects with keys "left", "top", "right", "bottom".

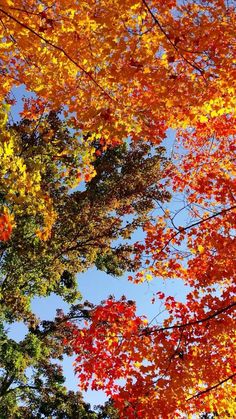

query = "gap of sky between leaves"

[{"left": 6, "top": 84, "right": 191, "bottom": 408}]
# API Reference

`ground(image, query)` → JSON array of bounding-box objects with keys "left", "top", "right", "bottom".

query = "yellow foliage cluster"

[{"left": 0, "top": 104, "right": 56, "bottom": 239}]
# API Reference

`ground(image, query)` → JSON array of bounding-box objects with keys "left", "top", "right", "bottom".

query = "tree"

[
  {"left": 0, "top": 311, "right": 99, "bottom": 418},
  {"left": 0, "top": 0, "right": 235, "bottom": 417}
]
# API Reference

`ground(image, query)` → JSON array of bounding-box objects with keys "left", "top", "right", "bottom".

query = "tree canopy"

[{"left": 0, "top": 0, "right": 235, "bottom": 418}]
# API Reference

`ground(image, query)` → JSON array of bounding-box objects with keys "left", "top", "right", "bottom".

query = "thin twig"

[
  {"left": 142, "top": 0, "right": 205, "bottom": 75},
  {"left": 186, "top": 372, "right": 236, "bottom": 401},
  {"left": 156, "top": 204, "right": 236, "bottom": 255},
  {"left": 143, "top": 300, "right": 236, "bottom": 334}
]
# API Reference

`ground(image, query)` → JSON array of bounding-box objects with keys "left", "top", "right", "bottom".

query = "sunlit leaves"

[
  {"left": 0, "top": 0, "right": 234, "bottom": 145},
  {"left": 0, "top": 0, "right": 235, "bottom": 417},
  {"left": 71, "top": 294, "right": 236, "bottom": 418}
]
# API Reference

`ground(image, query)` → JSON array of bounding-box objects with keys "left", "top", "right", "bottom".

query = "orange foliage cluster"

[
  {"left": 0, "top": 209, "right": 14, "bottom": 241},
  {"left": 0, "top": 0, "right": 234, "bottom": 144}
]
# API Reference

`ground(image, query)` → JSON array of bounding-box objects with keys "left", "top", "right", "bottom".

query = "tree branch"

[
  {"left": 142, "top": 0, "right": 205, "bottom": 75},
  {"left": 157, "top": 204, "right": 236, "bottom": 255},
  {"left": 0, "top": 7, "right": 115, "bottom": 102},
  {"left": 143, "top": 300, "right": 236, "bottom": 334},
  {"left": 186, "top": 372, "right": 236, "bottom": 401}
]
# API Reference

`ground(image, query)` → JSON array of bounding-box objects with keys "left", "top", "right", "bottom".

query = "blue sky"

[{"left": 6, "top": 85, "right": 190, "bottom": 408}]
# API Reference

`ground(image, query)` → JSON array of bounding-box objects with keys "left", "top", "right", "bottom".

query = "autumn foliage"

[
  {"left": 0, "top": 0, "right": 235, "bottom": 417},
  {"left": 71, "top": 295, "right": 236, "bottom": 417},
  {"left": 0, "top": 209, "right": 14, "bottom": 241}
]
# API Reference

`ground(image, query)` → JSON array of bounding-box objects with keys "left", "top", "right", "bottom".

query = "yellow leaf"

[
  {"left": 197, "top": 245, "right": 204, "bottom": 254},
  {"left": 199, "top": 115, "right": 208, "bottom": 123},
  {"left": 134, "top": 362, "right": 142, "bottom": 368}
]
